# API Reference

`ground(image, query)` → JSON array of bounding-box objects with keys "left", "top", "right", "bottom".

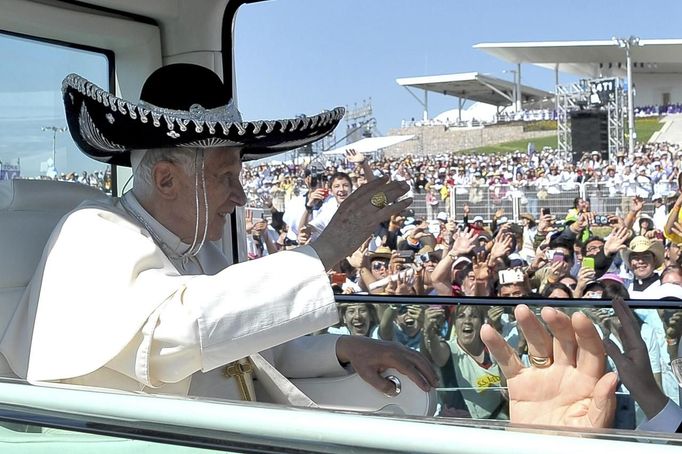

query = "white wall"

[{"left": 633, "top": 73, "right": 682, "bottom": 106}]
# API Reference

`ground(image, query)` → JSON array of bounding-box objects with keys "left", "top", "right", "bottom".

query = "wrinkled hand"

[
  {"left": 604, "top": 226, "right": 631, "bottom": 257},
  {"left": 313, "top": 177, "right": 412, "bottom": 270},
  {"left": 335, "top": 336, "right": 438, "bottom": 394},
  {"left": 603, "top": 298, "right": 669, "bottom": 420},
  {"left": 481, "top": 305, "right": 617, "bottom": 427}
]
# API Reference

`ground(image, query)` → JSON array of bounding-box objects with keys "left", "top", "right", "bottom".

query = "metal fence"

[{"left": 246, "top": 181, "right": 679, "bottom": 225}]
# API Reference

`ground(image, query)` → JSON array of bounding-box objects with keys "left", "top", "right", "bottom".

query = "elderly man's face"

[
  {"left": 630, "top": 251, "right": 655, "bottom": 280},
  {"left": 175, "top": 148, "right": 246, "bottom": 241}
]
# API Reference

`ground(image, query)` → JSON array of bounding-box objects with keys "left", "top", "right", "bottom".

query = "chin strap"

[{"left": 181, "top": 149, "right": 209, "bottom": 259}]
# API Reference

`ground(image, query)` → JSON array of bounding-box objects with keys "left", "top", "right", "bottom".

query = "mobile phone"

[
  {"left": 541, "top": 207, "right": 551, "bottom": 216},
  {"left": 552, "top": 251, "right": 565, "bottom": 263},
  {"left": 582, "top": 257, "right": 595, "bottom": 270},
  {"left": 499, "top": 268, "right": 525, "bottom": 285},
  {"left": 330, "top": 272, "right": 346, "bottom": 286},
  {"left": 397, "top": 250, "right": 415, "bottom": 262}
]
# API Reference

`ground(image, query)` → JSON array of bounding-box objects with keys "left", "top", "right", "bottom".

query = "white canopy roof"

[
  {"left": 323, "top": 135, "right": 414, "bottom": 155},
  {"left": 474, "top": 39, "right": 682, "bottom": 78},
  {"left": 395, "top": 72, "right": 552, "bottom": 107}
]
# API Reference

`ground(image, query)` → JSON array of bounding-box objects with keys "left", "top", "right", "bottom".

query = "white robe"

[{"left": 0, "top": 192, "right": 345, "bottom": 400}]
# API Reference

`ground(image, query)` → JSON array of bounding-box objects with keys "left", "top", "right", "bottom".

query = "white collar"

[{"left": 120, "top": 192, "right": 194, "bottom": 259}]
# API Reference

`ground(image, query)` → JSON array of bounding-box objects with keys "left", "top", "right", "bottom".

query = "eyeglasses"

[{"left": 372, "top": 261, "right": 389, "bottom": 270}]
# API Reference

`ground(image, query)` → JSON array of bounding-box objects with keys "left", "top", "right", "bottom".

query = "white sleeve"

[
  {"left": 637, "top": 400, "right": 682, "bottom": 433},
  {"left": 109, "top": 246, "right": 337, "bottom": 386}
]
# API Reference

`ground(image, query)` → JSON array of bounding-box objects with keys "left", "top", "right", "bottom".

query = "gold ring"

[
  {"left": 370, "top": 191, "right": 388, "bottom": 209},
  {"left": 528, "top": 354, "right": 553, "bottom": 369}
]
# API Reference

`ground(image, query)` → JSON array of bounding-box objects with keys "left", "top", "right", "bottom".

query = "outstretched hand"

[
  {"left": 603, "top": 297, "right": 669, "bottom": 420},
  {"left": 481, "top": 304, "right": 617, "bottom": 427}
]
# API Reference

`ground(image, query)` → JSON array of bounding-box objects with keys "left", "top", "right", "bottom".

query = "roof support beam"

[
  {"left": 401, "top": 86, "right": 429, "bottom": 121},
  {"left": 478, "top": 79, "right": 513, "bottom": 104}
]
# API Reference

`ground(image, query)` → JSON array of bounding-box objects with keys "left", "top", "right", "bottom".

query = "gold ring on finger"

[
  {"left": 370, "top": 191, "right": 388, "bottom": 209},
  {"left": 528, "top": 354, "right": 553, "bottom": 369}
]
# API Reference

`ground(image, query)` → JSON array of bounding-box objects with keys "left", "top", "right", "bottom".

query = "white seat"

[{"left": 0, "top": 179, "right": 110, "bottom": 378}]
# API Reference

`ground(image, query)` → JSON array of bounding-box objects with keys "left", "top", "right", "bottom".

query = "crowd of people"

[
  {"left": 242, "top": 142, "right": 682, "bottom": 221},
  {"left": 243, "top": 145, "right": 682, "bottom": 430}
]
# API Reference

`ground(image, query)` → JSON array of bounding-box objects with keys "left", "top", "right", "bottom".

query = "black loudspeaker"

[{"left": 570, "top": 110, "right": 608, "bottom": 163}]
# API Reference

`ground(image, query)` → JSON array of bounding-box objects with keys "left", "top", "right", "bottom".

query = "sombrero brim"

[{"left": 62, "top": 74, "right": 344, "bottom": 166}]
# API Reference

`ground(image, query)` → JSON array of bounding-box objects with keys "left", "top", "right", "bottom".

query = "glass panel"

[
  {"left": 0, "top": 422, "right": 225, "bottom": 453},
  {"left": 234, "top": 0, "right": 682, "bottom": 437},
  {"left": 0, "top": 32, "right": 112, "bottom": 193}
]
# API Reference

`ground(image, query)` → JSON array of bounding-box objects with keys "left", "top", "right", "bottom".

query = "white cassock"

[{"left": 0, "top": 192, "right": 346, "bottom": 401}]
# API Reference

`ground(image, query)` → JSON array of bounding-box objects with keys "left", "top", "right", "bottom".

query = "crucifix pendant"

[{"left": 224, "top": 359, "right": 254, "bottom": 401}]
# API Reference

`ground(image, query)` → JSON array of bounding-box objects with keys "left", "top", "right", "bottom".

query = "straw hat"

[
  {"left": 368, "top": 246, "right": 392, "bottom": 261},
  {"left": 620, "top": 236, "right": 665, "bottom": 269}
]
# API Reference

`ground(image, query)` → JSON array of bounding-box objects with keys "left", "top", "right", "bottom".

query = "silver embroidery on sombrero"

[
  {"left": 62, "top": 74, "right": 345, "bottom": 144},
  {"left": 264, "top": 121, "right": 276, "bottom": 134},
  {"left": 179, "top": 137, "right": 236, "bottom": 148},
  {"left": 78, "top": 104, "right": 126, "bottom": 153},
  {"left": 235, "top": 123, "right": 248, "bottom": 136}
]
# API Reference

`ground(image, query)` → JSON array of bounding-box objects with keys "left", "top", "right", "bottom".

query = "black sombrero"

[{"left": 62, "top": 63, "right": 344, "bottom": 166}]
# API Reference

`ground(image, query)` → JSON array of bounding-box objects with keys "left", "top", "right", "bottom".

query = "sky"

[
  {"left": 3, "top": 0, "right": 682, "bottom": 174},
  {"left": 234, "top": 0, "right": 682, "bottom": 133}
]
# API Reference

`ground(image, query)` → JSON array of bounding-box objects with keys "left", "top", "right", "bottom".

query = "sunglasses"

[{"left": 372, "top": 261, "right": 389, "bottom": 270}]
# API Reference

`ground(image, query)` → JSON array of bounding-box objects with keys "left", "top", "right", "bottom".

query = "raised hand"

[
  {"left": 306, "top": 188, "right": 328, "bottom": 208},
  {"left": 603, "top": 226, "right": 631, "bottom": 257},
  {"left": 481, "top": 305, "right": 618, "bottom": 427},
  {"left": 603, "top": 298, "right": 669, "bottom": 420},
  {"left": 630, "top": 196, "right": 644, "bottom": 213},
  {"left": 450, "top": 229, "right": 477, "bottom": 256},
  {"left": 347, "top": 236, "right": 371, "bottom": 269},
  {"left": 472, "top": 251, "right": 491, "bottom": 282},
  {"left": 297, "top": 225, "right": 311, "bottom": 245},
  {"left": 344, "top": 148, "right": 366, "bottom": 164},
  {"left": 574, "top": 266, "right": 596, "bottom": 297},
  {"left": 490, "top": 234, "right": 513, "bottom": 262},
  {"left": 537, "top": 214, "right": 555, "bottom": 234},
  {"left": 245, "top": 208, "right": 254, "bottom": 234}
]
